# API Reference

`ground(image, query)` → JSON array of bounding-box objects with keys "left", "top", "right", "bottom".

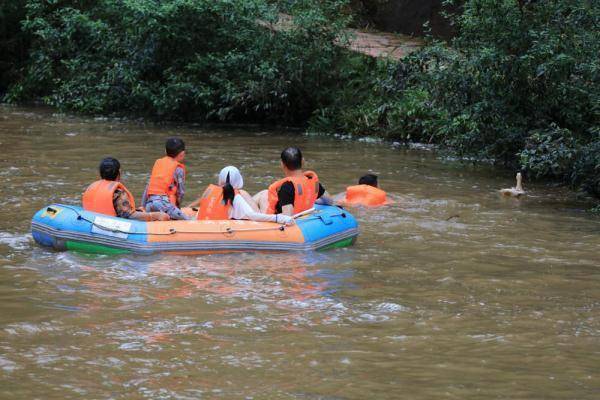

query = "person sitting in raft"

[
  {"left": 253, "top": 147, "right": 333, "bottom": 216},
  {"left": 141, "top": 137, "right": 190, "bottom": 220},
  {"left": 334, "top": 174, "right": 388, "bottom": 207},
  {"left": 187, "top": 166, "right": 295, "bottom": 225},
  {"left": 82, "top": 157, "right": 170, "bottom": 221}
]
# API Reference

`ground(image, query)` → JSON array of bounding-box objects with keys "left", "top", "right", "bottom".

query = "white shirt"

[{"left": 229, "top": 194, "right": 278, "bottom": 223}]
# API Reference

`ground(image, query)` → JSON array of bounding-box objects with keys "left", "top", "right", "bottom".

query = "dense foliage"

[
  {"left": 4, "top": 0, "right": 349, "bottom": 123},
  {"left": 0, "top": 0, "right": 29, "bottom": 93},
  {"left": 2, "top": 0, "right": 599, "bottom": 200},
  {"left": 312, "top": 0, "right": 599, "bottom": 199}
]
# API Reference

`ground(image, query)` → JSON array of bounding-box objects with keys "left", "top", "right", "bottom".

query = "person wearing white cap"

[{"left": 188, "top": 166, "right": 295, "bottom": 225}]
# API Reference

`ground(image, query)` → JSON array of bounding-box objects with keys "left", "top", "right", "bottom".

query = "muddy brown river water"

[{"left": 0, "top": 105, "right": 598, "bottom": 399}]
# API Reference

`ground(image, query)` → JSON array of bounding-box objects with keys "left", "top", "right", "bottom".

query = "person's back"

[
  {"left": 254, "top": 147, "right": 332, "bottom": 216},
  {"left": 196, "top": 183, "right": 233, "bottom": 220},
  {"left": 142, "top": 137, "right": 190, "bottom": 220},
  {"left": 82, "top": 157, "right": 169, "bottom": 221},
  {"left": 189, "top": 166, "right": 294, "bottom": 224}
]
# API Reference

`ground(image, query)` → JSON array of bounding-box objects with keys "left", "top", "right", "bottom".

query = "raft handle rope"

[
  {"left": 84, "top": 214, "right": 289, "bottom": 236},
  {"left": 58, "top": 204, "right": 344, "bottom": 236},
  {"left": 74, "top": 212, "right": 289, "bottom": 235},
  {"left": 226, "top": 225, "right": 285, "bottom": 234},
  {"left": 57, "top": 205, "right": 178, "bottom": 236}
]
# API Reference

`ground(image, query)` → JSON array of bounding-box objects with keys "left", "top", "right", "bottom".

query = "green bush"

[
  {"left": 572, "top": 134, "right": 600, "bottom": 198},
  {"left": 3, "top": 0, "right": 599, "bottom": 201},
  {"left": 311, "top": 0, "right": 600, "bottom": 200},
  {"left": 518, "top": 125, "right": 578, "bottom": 179},
  {"left": 6, "top": 0, "right": 350, "bottom": 123},
  {"left": 0, "top": 0, "right": 30, "bottom": 94}
]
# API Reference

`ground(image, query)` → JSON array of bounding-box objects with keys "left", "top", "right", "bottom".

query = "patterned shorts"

[{"left": 145, "top": 195, "right": 190, "bottom": 220}]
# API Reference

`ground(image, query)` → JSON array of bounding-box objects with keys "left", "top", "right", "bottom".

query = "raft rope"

[{"left": 53, "top": 205, "right": 345, "bottom": 237}]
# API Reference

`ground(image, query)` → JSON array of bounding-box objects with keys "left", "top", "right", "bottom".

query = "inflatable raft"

[{"left": 31, "top": 204, "right": 358, "bottom": 255}]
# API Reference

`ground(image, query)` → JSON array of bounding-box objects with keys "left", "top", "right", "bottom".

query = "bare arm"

[
  {"left": 187, "top": 187, "right": 210, "bottom": 208},
  {"left": 114, "top": 190, "right": 169, "bottom": 221},
  {"left": 130, "top": 210, "right": 170, "bottom": 221},
  {"left": 315, "top": 191, "right": 333, "bottom": 205},
  {"left": 332, "top": 192, "right": 347, "bottom": 205},
  {"left": 187, "top": 198, "right": 200, "bottom": 208},
  {"left": 239, "top": 190, "right": 260, "bottom": 212},
  {"left": 174, "top": 167, "right": 186, "bottom": 206},
  {"left": 232, "top": 196, "right": 294, "bottom": 225},
  {"left": 281, "top": 204, "right": 294, "bottom": 216}
]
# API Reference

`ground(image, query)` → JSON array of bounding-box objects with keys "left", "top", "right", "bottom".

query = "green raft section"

[
  {"left": 64, "top": 236, "right": 355, "bottom": 256},
  {"left": 318, "top": 237, "right": 356, "bottom": 251},
  {"left": 65, "top": 241, "right": 131, "bottom": 255}
]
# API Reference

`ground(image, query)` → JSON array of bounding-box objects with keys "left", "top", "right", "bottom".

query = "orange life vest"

[
  {"left": 82, "top": 179, "right": 136, "bottom": 217},
  {"left": 146, "top": 156, "right": 186, "bottom": 205},
  {"left": 345, "top": 184, "right": 387, "bottom": 206},
  {"left": 197, "top": 184, "right": 239, "bottom": 220},
  {"left": 267, "top": 171, "right": 319, "bottom": 214}
]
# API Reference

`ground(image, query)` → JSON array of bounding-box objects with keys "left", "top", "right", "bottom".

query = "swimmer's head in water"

[
  {"left": 359, "top": 174, "right": 378, "bottom": 187},
  {"left": 281, "top": 147, "right": 303, "bottom": 171},
  {"left": 99, "top": 157, "right": 121, "bottom": 181}
]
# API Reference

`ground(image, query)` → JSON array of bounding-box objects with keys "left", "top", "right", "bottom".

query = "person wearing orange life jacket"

[
  {"left": 253, "top": 147, "right": 333, "bottom": 216},
  {"left": 187, "top": 166, "right": 295, "bottom": 224},
  {"left": 82, "top": 157, "right": 169, "bottom": 221},
  {"left": 141, "top": 137, "right": 190, "bottom": 220},
  {"left": 334, "top": 174, "right": 388, "bottom": 207}
]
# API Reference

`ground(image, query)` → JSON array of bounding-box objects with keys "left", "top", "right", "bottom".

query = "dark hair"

[
  {"left": 222, "top": 172, "right": 235, "bottom": 206},
  {"left": 99, "top": 157, "right": 120, "bottom": 180},
  {"left": 281, "top": 147, "right": 303, "bottom": 171},
  {"left": 166, "top": 137, "right": 185, "bottom": 157},
  {"left": 358, "top": 174, "right": 378, "bottom": 187}
]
